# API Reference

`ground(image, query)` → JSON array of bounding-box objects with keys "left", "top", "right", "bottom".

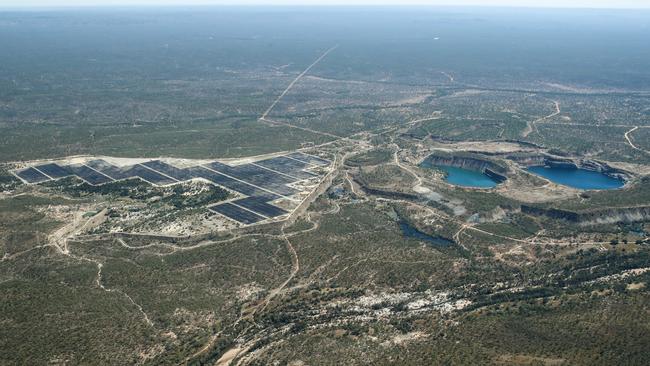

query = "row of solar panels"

[
  {"left": 208, "top": 196, "right": 290, "bottom": 225},
  {"left": 16, "top": 161, "right": 178, "bottom": 186},
  {"left": 14, "top": 152, "right": 329, "bottom": 225},
  {"left": 15, "top": 152, "right": 328, "bottom": 187}
]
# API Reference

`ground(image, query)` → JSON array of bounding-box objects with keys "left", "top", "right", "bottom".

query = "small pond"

[
  {"left": 399, "top": 220, "right": 454, "bottom": 248},
  {"left": 526, "top": 166, "right": 624, "bottom": 190}
]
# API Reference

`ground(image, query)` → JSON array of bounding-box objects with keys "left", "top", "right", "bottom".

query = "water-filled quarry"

[
  {"left": 418, "top": 152, "right": 628, "bottom": 191},
  {"left": 526, "top": 165, "right": 625, "bottom": 190},
  {"left": 419, "top": 154, "right": 505, "bottom": 189},
  {"left": 433, "top": 165, "right": 499, "bottom": 188}
]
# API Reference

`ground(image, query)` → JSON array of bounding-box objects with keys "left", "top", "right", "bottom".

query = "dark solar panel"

[
  {"left": 205, "top": 162, "right": 298, "bottom": 196},
  {"left": 85, "top": 159, "right": 132, "bottom": 180},
  {"left": 16, "top": 167, "right": 51, "bottom": 183},
  {"left": 209, "top": 202, "right": 266, "bottom": 224},
  {"left": 142, "top": 160, "right": 193, "bottom": 181},
  {"left": 255, "top": 156, "right": 317, "bottom": 179},
  {"left": 84, "top": 160, "right": 177, "bottom": 185},
  {"left": 34, "top": 163, "right": 72, "bottom": 179},
  {"left": 68, "top": 165, "right": 114, "bottom": 185},
  {"left": 204, "top": 161, "right": 238, "bottom": 176},
  {"left": 286, "top": 152, "right": 330, "bottom": 166},
  {"left": 131, "top": 165, "right": 177, "bottom": 185},
  {"left": 232, "top": 197, "right": 288, "bottom": 218},
  {"left": 235, "top": 164, "right": 295, "bottom": 184},
  {"left": 187, "top": 166, "right": 281, "bottom": 199}
]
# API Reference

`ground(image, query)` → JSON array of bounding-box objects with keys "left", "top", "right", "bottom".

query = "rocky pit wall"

[
  {"left": 507, "top": 153, "right": 631, "bottom": 182},
  {"left": 522, "top": 205, "right": 650, "bottom": 226},
  {"left": 421, "top": 155, "right": 508, "bottom": 183}
]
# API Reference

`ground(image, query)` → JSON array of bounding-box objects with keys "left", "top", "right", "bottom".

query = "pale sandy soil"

[
  {"left": 427, "top": 140, "right": 536, "bottom": 154},
  {"left": 303, "top": 74, "right": 371, "bottom": 85},
  {"left": 10, "top": 150, "right": 320, "bottom": 170},
  {"left": 541, "top": 81, "right": 626, "bottom": 94},
  {"left": 496, "top": 353, "right": 565, "bottom": 366},
  {"left": 393, "top": 93, "right": 433, "bottom": 105},
  {"left": 627, "top": 282, "right": 646, "bottom": 291},
  {"left": 497, "top": 183, "right": 576, "bottom": 203},
  {"left": 442, "top": 89, "right": 487, "bottom": 98},
  {"left": 496, "top": 172, "right": 577, "bottom": 203},
  {"left": 216, "top": 347, "right": 243, "bottom": 366}
]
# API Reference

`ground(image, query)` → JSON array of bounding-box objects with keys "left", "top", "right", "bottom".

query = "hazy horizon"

[{"left": 2, "top": 0, "right": 650, "bottom": 9}]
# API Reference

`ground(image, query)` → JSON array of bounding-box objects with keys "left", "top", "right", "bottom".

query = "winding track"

[
  {"left": 625, "top": 126, "right": 650, "bottom": 154},
  {"left": 521, "top": 99, "right": 561, "bottom": 138},
  {"left": 44, "top": 210, "right": 155, "bottom": 327}
]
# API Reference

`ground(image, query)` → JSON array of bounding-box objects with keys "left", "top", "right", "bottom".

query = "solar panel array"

[{"left": 14, "top": 153, "right": 330, "bottom": 225}]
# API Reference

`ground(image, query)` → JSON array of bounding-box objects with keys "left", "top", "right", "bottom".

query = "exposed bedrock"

[
  {"left": 507, "top": 153, "right": 631, "bottom": 182},
  {"left": 422, "top": 155, "right": 508, "bottom": 183},
  {"left": 483, "top": 169, "right": 507, "bottom": 183},
  {"left": 522, "top": 205, "right": 650, "bottom": 226}
]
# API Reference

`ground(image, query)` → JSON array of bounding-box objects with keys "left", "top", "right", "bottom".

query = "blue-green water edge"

[
  {"left": 527, "top": 166, "right": 624, "bottom": 190},
  {"left": 419, "top": 160, "right": 499, "bottom": 188}
]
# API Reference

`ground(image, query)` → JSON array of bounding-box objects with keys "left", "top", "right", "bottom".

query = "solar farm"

[{"left": 12, "top": 151, "right": 331, "bottom": 227}]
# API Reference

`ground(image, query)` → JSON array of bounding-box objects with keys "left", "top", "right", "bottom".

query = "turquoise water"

[
  {"left": 419, "top": 158, "right": 499, "bottom": 188},
  {"left": 527, "top": 166, "right": 624, "bottom": 190},
  {"left": 399, "top": 220, "right": 454, "bottom": 247},
  {"left": 439, "top": 166, "right": 498, "bottom": 188},
  {"left": 429, "top": 165, "right": 499, "bottom": 188}
]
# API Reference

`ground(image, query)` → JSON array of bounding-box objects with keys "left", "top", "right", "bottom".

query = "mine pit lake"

[
  {"left": 527, "top": 166, "right": 624, "bottom": 190},
  {"left": 420, "top": 162, "right": 499, "bottom": 188}
]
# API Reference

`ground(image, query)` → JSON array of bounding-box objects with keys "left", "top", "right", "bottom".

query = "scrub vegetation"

[{"left": 1, "top": 7, "right": 650, "bottom": 366}]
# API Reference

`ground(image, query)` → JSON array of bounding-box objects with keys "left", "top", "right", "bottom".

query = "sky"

[{"left": 1, "top": 0, "right": 649, "bottom": 8}]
